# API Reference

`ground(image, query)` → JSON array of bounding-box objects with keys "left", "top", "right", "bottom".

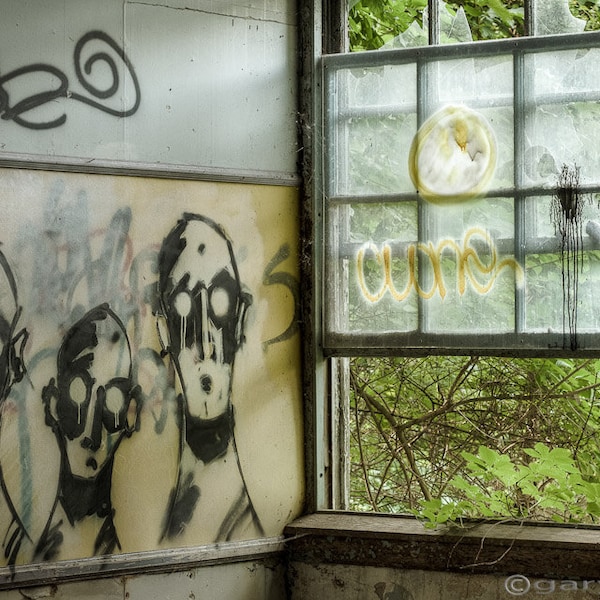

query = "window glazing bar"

[
  {"left": 513, "top": 51, "right": 526, "bottom": 334},
  {"left": 322, "top": 31, "right": 600, "bottom": 68}
]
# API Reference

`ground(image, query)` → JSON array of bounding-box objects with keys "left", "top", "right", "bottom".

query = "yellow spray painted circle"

[{"left": 408, "top": 105, "right": 497, "bottom": 203}]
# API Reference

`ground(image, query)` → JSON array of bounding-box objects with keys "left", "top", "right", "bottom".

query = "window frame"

[
  {"left": 295, "top": 0, "right": 600, "bottom": 579},
  {"left": 323, "top": 29, "right": 600, "bottom": 357}
]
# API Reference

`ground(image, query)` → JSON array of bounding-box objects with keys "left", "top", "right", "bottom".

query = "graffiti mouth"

[
  {"left": 200, "top": 374, "right": 213, "bottom": 394},
  {"left": 86, "top": 457, "right": 98, "bottom": 470}
]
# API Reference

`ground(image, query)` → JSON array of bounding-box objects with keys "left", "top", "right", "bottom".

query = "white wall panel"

[{"left": 0, "top": 0, "right": 298, "bottom": 180}]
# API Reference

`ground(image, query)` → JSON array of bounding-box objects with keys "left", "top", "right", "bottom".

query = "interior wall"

[
  {"left": 0, "top": 0, "right": 301, "bottom": 596},
  {"left": 288, "top": 563, "right": 600, "bottom": 600},
  {"left": 2, "top": 558, "right": 286, "bottom": 600}
]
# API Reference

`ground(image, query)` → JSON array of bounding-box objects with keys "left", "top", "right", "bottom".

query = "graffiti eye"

[
  {"left": 174, "top": 291, "right": 192, "bottom": 318},
  {"left": 69, "top": 376, "right": 88, "bottom": 408},
  {"left": 105, "top": 385, "right": 127, "bottom": 416},
  {"left": 210, "top": 286, "right": 231, "bottom": 319}
]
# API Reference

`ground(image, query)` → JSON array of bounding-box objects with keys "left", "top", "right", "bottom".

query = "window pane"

[
  {"left": 326, "top": 64, "right": 417, "bottom": 197},
  {"left": 329, "top": 202, "right": 420, "bottom": 334},
  {"left": 423, "top": 198, "right": 517, "bottom": 333},
  {"left": 524, "top": 196, "right": 600, "bottom": 335},
  {"left": 446, "top": 1, "right": 524, "bottom": 40},
  {"left": 349, "top": 355, "right": 600, "bottom": 523},
  {"left": 525, "top": 48, "right": 600, "bottom": 188}
]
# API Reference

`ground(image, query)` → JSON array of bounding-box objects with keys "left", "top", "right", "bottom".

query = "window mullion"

[
  {"left": 428, "top": 0, "right": 440, "bottom": 45},
  {"left": 513, "top": 49, "right": 526, "bottom": 335}
]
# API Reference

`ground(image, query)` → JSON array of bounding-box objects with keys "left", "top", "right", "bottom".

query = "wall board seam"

[
  {"left": 0, "top": 536, "right": 286, "bottom": 590},
  {"left": 0, "top": 155, "right": 301, "bottom": 187}
]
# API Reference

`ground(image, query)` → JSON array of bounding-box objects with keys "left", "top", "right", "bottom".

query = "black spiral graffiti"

[{"left": 0, "top": 30, "right": 140, "bottom": 130}]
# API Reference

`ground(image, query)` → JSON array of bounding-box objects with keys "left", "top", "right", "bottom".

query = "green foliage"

[
  {"left": 349, "top": 0, "right": 524, "bottom": 50},
  {"left": 350, "top": 357, "right": 600, "bottom": 523},
  {"left": 417, "top": 443, "right": 600, "bottom": 527},
  {"left": 349, "top": 0, "right": 597, "bottom": 51},
  {"left": 349, "top": 0, "right": 427, "bottom": 51},
  {"left": 572, "top": 0, "right": 600, "bottom": 30}
]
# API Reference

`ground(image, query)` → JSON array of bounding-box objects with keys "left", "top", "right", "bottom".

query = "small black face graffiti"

[
  {"left": 47, "top": 305, "right": 137, "bottom": 478},
  {"left": 159, "top": 216, "right": 250, "bottom": 423},
  {"left": 56, "top": 372, "right": 133, "bottom": 440}
]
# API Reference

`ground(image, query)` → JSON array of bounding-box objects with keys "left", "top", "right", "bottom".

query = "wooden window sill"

[{"left": 285, "top": 512, "right": 600, "bottom": 579}]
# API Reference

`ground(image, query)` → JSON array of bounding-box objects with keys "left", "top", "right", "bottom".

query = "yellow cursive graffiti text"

[{"left": 356, "top": 227, "right": 524, "bottom": 303}]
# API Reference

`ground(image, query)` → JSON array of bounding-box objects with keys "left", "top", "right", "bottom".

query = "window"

[{"left": 315, "top": 0, "right": 600, "bottom": 524}]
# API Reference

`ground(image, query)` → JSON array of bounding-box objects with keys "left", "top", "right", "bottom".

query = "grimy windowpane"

[
  {"left": 325, "top": 32, "right": 600, "bottom": 353},
  {"left": 349, "top": 355, "right": 600, "bottom": 523}
]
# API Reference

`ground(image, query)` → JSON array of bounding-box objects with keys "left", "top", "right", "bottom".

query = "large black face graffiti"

[
  {"left": 158, "top": 214, "right": 250, "bottom": 438},
  {"left": 44, "top": 304, "right": 138, "bottom": 479}
]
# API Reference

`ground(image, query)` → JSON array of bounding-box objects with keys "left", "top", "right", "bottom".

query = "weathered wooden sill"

[{"left": 284, "top": 512, "right": 600, "bottom": 579}]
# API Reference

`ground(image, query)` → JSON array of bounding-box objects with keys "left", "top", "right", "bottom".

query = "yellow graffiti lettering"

[{"left": 356, "top": 227, "right": 524, "bottom": 303}]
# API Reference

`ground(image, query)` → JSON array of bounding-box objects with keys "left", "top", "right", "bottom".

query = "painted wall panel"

[
  {"left": 0, "top": 167, "right": 303, "bottom": 568},
  {"left": 0, "top": 559, "right": 285, "bottom": 599},
  {"left": 289, "top": 563, "right": 600, "bottom": 600},
  {"left": 0, "top": 0, "right": 298, "bottom": 178}
]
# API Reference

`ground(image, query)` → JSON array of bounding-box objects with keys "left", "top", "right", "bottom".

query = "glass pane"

[
  {"left": 327, "top": 64, "right": 417, "bottom": 196},
  {"left": 524, "top": 195, "right": 600, "bottom": 338},
  {"left": 331, "top": 202, "right": 420, "bottom": 334},
  {"left": 423, "top": 198, "right": 517, "bottom": 333},
  {"left": 525, "top": 48, "right": 600, "bottom": 188},
  {"left": 432, "top": 55, "right": 514, "bottom": 193},
  {"left": 536, "top": 0, "right": 588, "bottom": 34}
]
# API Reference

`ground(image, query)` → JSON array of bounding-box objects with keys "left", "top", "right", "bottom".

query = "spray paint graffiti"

[
  {"left": 0, "top": 173, "right": 298, "bottom": 566},
  {"left": 0, "top": 31, "right": 140, "bottom": 130},
  {"left": 262, "top": 243, "right": 300, "bottom": 349},
  {"left": 156, "top": 214, "right": 264, "bottom": 541},
  {"left": 0, "top": 251, "right": 29, "bottom": 566},
  {"left": 34, "top": 305, "right": 141, "bottom": 562},
  {"left": 356, "top": 227, "right": 524, "bottom": 303}
]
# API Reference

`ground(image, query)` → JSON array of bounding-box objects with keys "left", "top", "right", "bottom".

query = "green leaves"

[{"left": 416, "top": 442, "right": 600, "bottom": 527}]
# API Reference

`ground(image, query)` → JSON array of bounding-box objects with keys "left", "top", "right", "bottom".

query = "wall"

[
  {"left": 288, "top": 563, "right": 600, "bottom": 600},
  {"left": 0, "top": 0, "right": 301, "bottom": 597}
]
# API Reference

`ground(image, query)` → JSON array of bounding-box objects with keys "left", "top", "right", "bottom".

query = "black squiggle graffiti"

[
  {"left": 0, "top": 31, "right": 140, "bottom": 130},
  {"left": 262, "top": 243, "right": 300, "bottom": 349}
]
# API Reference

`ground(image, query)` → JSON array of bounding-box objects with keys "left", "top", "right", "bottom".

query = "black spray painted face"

[
  {"left": 0, "top": 251, "right": 24, "bottom": 404},
  {"left": 159, "top": 216, "right": 249, "bottom": 422},
  {"left": 52, "top": 306, "right": 135, "bottom": 478}
]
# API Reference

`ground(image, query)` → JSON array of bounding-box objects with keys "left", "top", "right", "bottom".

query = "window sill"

[{"left": 284, "top": 512, "right": 600, "bottom": 579}]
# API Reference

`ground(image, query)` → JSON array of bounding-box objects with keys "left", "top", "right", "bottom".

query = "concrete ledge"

[{"left": 285, "top": 512, "right": 600, "bottom": 579}]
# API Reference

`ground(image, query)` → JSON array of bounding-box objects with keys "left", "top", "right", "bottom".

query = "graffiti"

[
  {"left": 0, "top": 251, "right": 29, "bottom": 566},
  {"left": 156, "top": 213, "right": 264, "bottom": 542},
  {"left": 0, "top": 31, "right": 140, "bottom": 130},
  {"left": 356, "top": 227, "right": 524, "bottom": 303},
  {"left": 408, "top": 105, "right": 497, "bottom": 204},
  {"left": 262, "top": 243, "right": 300, "bottom": 349},
  {"left": 34, "top": 304, "right": 141, "bottom": 561},
  {"left": 0, "top": 173, "right": 298, "bottom": 566}
]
